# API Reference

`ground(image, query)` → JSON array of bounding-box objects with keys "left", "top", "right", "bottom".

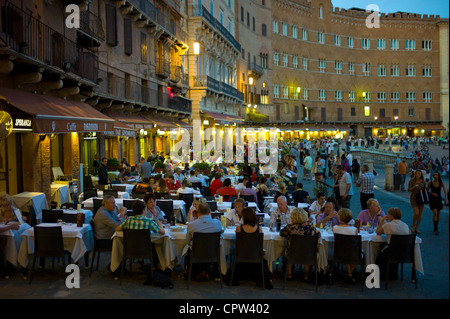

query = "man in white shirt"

[
  {"left": 303, "top": 151, "right": 313, "bottom": 181},
  {"left": 173, "top": 168, "right": 185, "bottom": 184},
  {"left": 375, "top": 207, "right": 411, "bottom": 280},
  {"left": 269, "top": 196, "right": 295, "bottom": 227},
  {"left": 309, "top": 192, "right": 326, "bottom": 215},
  {"left": 337, "top": 165, "right": 353, "bottom": 209}
]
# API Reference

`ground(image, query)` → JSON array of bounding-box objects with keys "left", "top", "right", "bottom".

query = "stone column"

[
  {"left": 365, "top": 159, "right": 374, "bottom": 173},
  {"left": 385, "top": 164, "right": 394, "bottom": 191}
]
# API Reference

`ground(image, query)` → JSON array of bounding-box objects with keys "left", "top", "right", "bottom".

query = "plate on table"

[{"left": 170, "top": 225, "right": 184, "bottom": 232}]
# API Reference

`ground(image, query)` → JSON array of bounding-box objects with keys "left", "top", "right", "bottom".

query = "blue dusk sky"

[{"left": 332, "top": 0, "right": 449, "bottom": 18}]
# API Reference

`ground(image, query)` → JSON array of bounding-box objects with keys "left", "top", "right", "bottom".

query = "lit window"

[{"left": 364, "top": 106, "right": 370, "bottom": 116}]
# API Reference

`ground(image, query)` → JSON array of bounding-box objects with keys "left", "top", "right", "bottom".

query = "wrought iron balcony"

[
  {"left": 191, "top": 5, "right": 241, "bottom": 53},
  {"left": 77, "top": 9, "right": 105, "bottom": 47},
  {"left": 247, "top": 62, "right": 264, "bottom": 79},
  {"left": 0, "top": 0, "right": 98, "bottom": 83}
]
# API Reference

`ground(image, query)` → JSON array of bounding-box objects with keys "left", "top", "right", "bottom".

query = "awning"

[
  {"left": 104, "top": 120, "right": 137, "bottom": 137},
  {"left": 418, "top": 124, "right": 446, "bottom": 131},
  {"left": 333, "top": 125, "right": 351, "bottom": 132},
  {"left": 143, "top": 116, "right": 191, "bottom": 131},
  {"left": 103, "top": 110, "right": 154, "bottom": 130},
  {"left": 203, "top": 111, "right": 243, "bottom": 123},
  {"left": 0, "top": 87, "right": 114, "bottom": 134}
]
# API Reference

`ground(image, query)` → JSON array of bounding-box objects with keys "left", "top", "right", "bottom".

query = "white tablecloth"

[
  {"left": 217, "top": 201, "right": 260, "bottom": 212},
  {"left": 0, "top": 223, "right": 31, "bottom": 266},
  {"left": 79, "top": 190, "right": 129, "bottom": 201},
  {"left": 18, "top": 223, "right": 94, "bottom": 267},
  {"left": 316, "top": 229, "right": 424, "bottom": 274},
  {"left": 12, "top": 192, "right": 49, "bottom": 221},
  {"left": 265, "top": 202, "right": 309, "bottom": 214},
  {"left": 51, "top": 184, "right": 70, "bottom": 207},
  {"left": 81, "top": 198, "right": 186, "bottom": 221}
]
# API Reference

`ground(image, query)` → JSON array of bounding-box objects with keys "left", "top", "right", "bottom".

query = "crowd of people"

[{"left": 2, "top": 134, "right": 448, "bottom": 285}]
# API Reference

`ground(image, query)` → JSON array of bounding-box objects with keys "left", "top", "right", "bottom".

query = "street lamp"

[{"left": 193, "top": 42, "right": 200, "bottom": 55}]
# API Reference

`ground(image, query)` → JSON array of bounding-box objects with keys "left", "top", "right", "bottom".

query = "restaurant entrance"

[{"left": 0, "top": 132, "right": 35, "bottom": 196}]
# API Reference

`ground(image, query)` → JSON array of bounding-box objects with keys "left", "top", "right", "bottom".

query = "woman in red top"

[
  {"left": 209, "top": 173, "right": 223, "bottom": 196},
  {"left": 216, "top": 178, "right": 238, "bottom": 200}
]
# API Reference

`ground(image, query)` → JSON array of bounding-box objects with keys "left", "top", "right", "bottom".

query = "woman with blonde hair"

[
  {"left": 187, "top": 198, "right": 204, "bottom": 223},
  {"left": 0, "top": 194, "right": 26, "bottom": 225},
  {"left": 280, "top": 208, "right": 320, "bottom": 281},
  {"left": 273, "top": 181, "right": 287, "bottom": 203}
]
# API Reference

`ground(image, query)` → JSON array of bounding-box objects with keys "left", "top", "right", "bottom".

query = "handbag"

[{"left": 416, "top": 189, "right": 430, "bottom": 205}]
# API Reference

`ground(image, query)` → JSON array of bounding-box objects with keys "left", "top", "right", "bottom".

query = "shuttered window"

[
  {"left": 337, "top": 108, "right": 343, "bottom": 121},
  {"left": 124, "top": 18, "right": 132, "bottom": 55},
  {"left": 425, "top": 108, "right": 431, "bottom": 121},
  {"left": 106, "top": 4, "right": 117, "bottom": 46},
  {"left": 321, "top": 107, "right": 326, "bottom": 122}
]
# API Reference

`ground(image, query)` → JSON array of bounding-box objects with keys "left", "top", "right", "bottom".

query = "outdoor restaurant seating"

[
  {"left": 385, "top": 234, "right": 417, "bottom": 289},
  {"left": 89, "top": 220, "right": 113, "bottom": 277},
  {"left": 120, "top": 229, "right": 154, "bottom": 285},
  {"left": 230, "top": 232, "right": 265, "bottom": 289},
  {"left": 28, "top": 226, "right": 70, "bottom": 284},
  {"left": 283, "top": 234, "right": 320, "bottom": 291},
  {"left": 41, "top": 209, "right": 63, "bottom": 223},
  {"left": 187, "top": 232, "right": 222, "bottom": 289},
  {"left": 331, "top": 234, "right": 365, "bottom": 291}
]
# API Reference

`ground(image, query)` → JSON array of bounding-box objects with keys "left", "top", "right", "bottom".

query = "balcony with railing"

[
  {"left": 192, "top": 75, "right": 244, "bottom": 102},
  {"left": 96, "top": 69, "right": 191, "bottom": 114},
  {"left": 0, "top": 0, "right": 98, "bottom": 83},
  {"left": 247, "top": 62, "right": 264, "bottom": 79},
  {"left": 77, "top": 9, "right": 105, "bottom": 47},
  {"left": 127, "top": 0, "right": 186, "bottom": 45},
  {"left": 191, "top": 5, "right": 241, "bottom": 53}
]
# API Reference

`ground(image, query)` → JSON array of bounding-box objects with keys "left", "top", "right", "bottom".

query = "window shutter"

[
  {"left": 124, "top": 18, "right": 132, "bottom": 55},
  {"left": 106, "top": 4, "right": 117, "bottom": 46}
]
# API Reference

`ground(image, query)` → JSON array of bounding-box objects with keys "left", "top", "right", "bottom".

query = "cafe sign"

[{"left": 33, "top": 118, "right": 115, "bottom": 134}]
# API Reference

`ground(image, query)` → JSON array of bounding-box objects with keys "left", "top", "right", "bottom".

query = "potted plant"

[
  {"left": 106, "top": 158, "right": 121, "bottom": 171},
  {"left": 153, "top": 160, "right": 166, "bottom": 173},
  {"left": 193, "top": 162, "right": 211, "bottom": 175}
]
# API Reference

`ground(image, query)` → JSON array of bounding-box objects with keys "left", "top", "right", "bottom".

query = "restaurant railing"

[{"left": 0, "top": 0, "right": 98, "bottom": 82}]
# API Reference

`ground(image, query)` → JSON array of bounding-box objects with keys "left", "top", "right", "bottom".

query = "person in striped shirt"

[{"left": 116, "top": 201, "right": 165, "bottom": 235}]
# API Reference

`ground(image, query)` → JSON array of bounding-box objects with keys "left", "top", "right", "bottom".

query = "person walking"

[
  {"left": 398, "top": 158, "right": 408, "bottom": 191},
  {"left": 427, "top": 171, "right": 448, "bottom": 235},
  {"left": 408, "top": 170, "right": 427, "bottom": 234},
  {"left": 356, "top": 164, "right": 375, "bottom": 210}
]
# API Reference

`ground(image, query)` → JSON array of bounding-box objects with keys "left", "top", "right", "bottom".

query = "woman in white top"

[
  {"left": 176, "top": 180, "right": 201, "bottom": 196},
  {"left": 333, "top": 208, "right": 359, "bottom": 283}
]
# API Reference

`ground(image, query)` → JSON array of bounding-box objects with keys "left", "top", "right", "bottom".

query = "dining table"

[
  {"left": 81, "top": 198, "right": 187, "bottom": 221},
  {"left": 12, "top": 192, "right": 49, "bottom": 221},
  {"left": 110, "top": 224, "right": 424, "bottom": 277},
  {"left": 50, "top": 184, "right": 71, "bottom": 207},
  {"left": 0, "top": 223, "right": 32, "bottom": 267},
  {"left": 17, "top": 222, "right": 94, "bottom": 268},
  {"left": 314, "top": 228, "right": 424, "bottom": 274}
]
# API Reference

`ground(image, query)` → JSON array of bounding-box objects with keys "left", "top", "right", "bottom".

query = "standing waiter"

[{"left": 356, "top": 164, "right": 375, "bottom": 210}]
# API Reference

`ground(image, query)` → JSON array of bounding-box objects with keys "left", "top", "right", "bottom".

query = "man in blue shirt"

[
  {"left": 138, "top": 157, "right": 152, "bottom": 179},
  {"left": 186, "top": 202, "right": 223, "bottom": 281}
]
